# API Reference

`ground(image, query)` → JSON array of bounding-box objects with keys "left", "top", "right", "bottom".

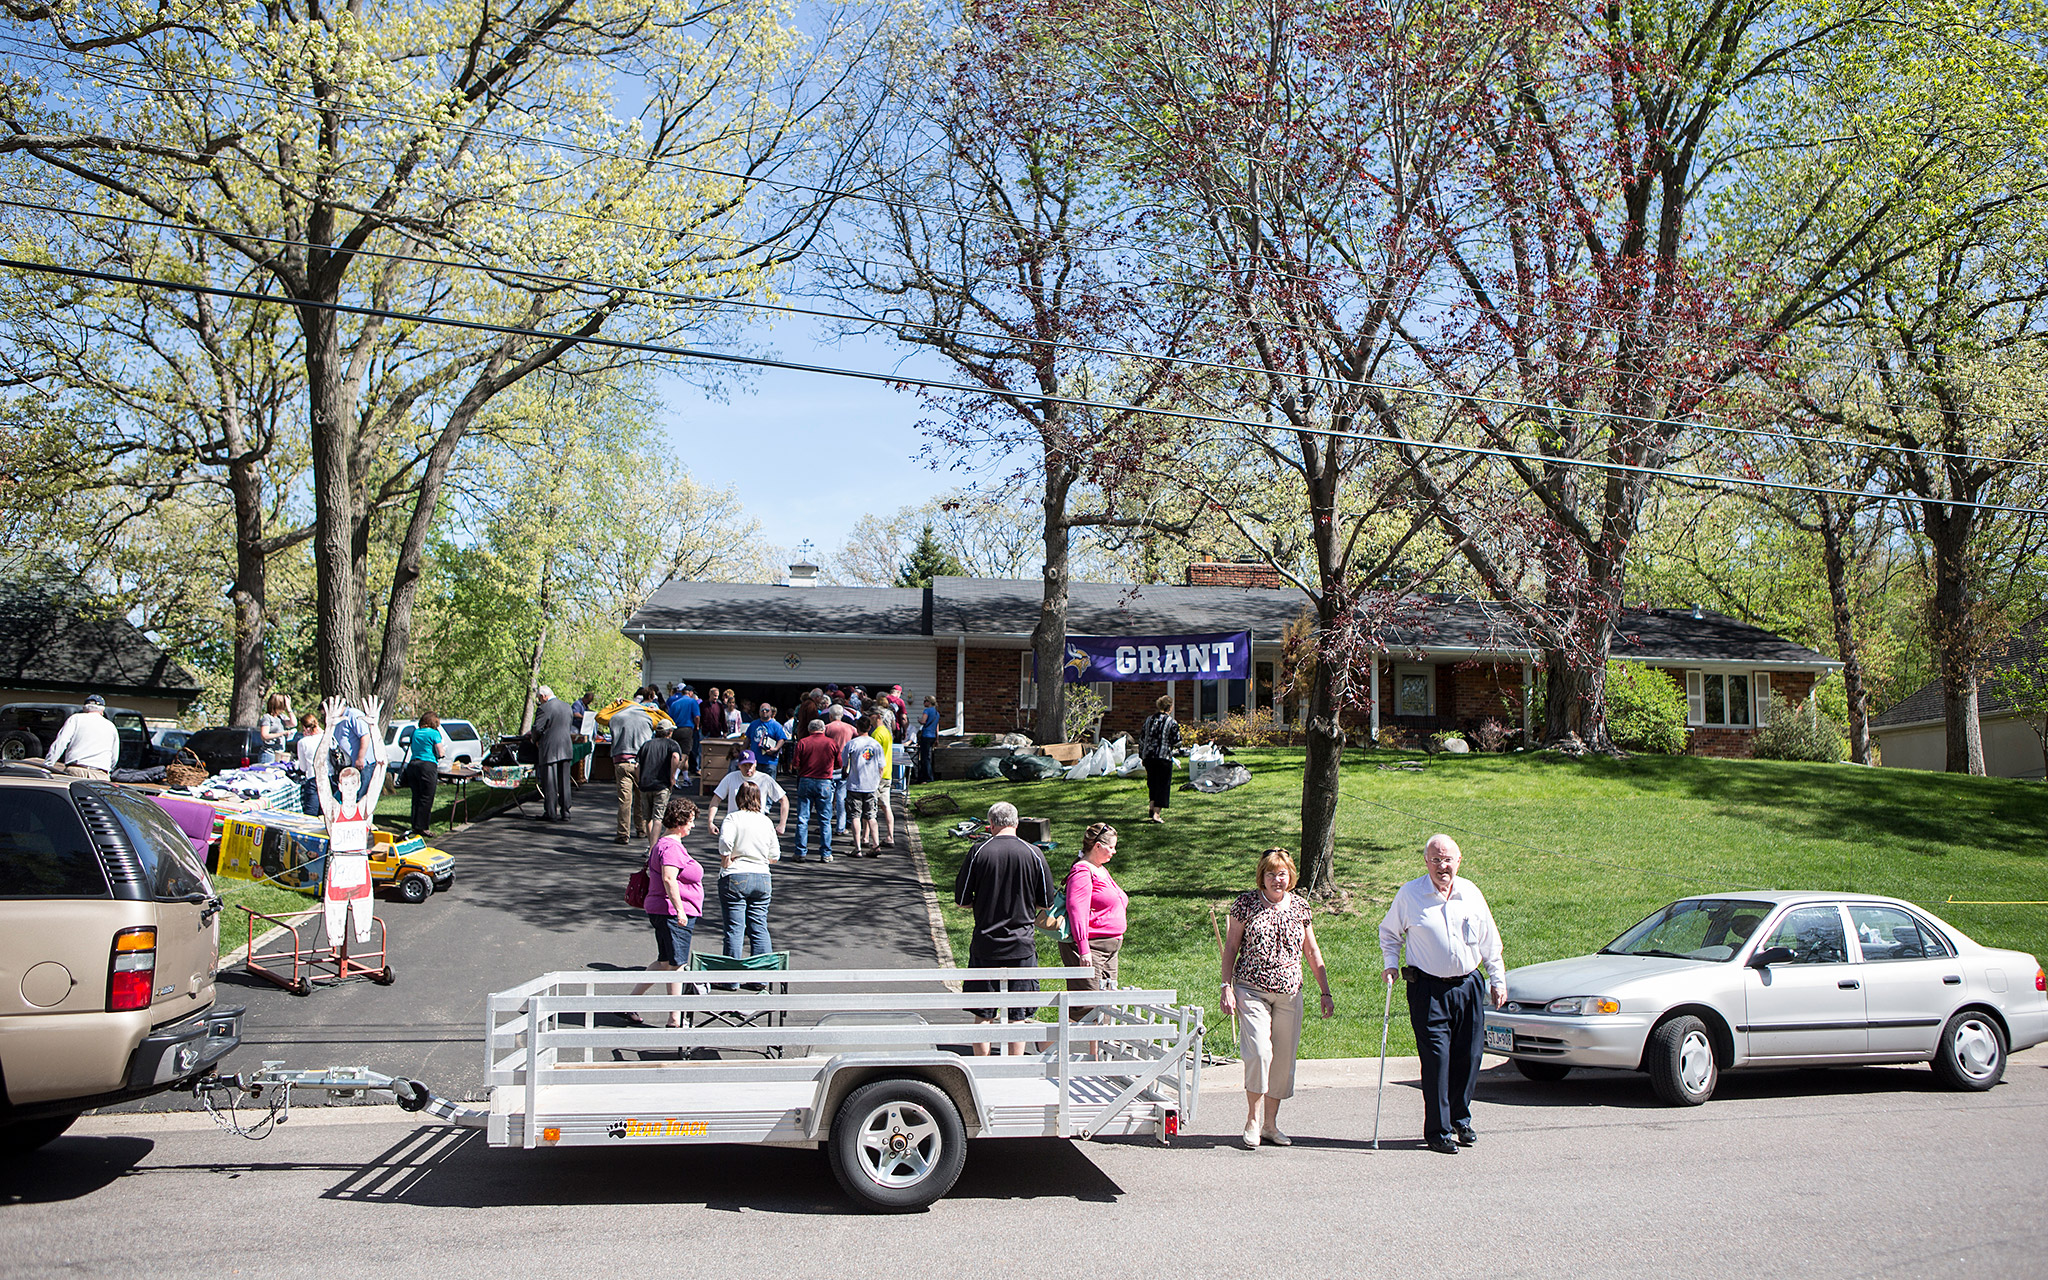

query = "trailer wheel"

[
  {"left": 398, "top": 872, "right": 433, "bottom": 904},
  {"left": 828, "top": 1078, "right": 966, "bottom": 1212}
]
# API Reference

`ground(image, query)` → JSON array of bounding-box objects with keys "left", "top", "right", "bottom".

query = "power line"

[
  {"left": 6, "top": 26, "right": 2038, "bottom": 408},
  {"left": 11, "top": 191, "right": 2047, "bottom": 477},
  {"left": 9, "top": 250, "right": 2048, "bottom": 519}
]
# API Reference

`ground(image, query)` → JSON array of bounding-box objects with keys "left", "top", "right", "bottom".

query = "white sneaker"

[
  {"left": 1240, "top": 1122, "right": 1261, "bottom": 1150},
  {"left": 1262, "top": 1126, "right": 1293, "bottom": 1147}
]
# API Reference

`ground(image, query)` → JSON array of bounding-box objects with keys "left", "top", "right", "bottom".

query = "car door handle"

[
  {"left": 1942, "top": 975, "right": 1961, "bottom": 985},
  {"left": 1838, "top": 979, "right": 1860, "bottom": 989}
]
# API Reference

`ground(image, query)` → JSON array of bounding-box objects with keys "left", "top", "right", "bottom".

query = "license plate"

[{"left": 1484, "top": 1023, "right": 1515, "bottom": 1052}]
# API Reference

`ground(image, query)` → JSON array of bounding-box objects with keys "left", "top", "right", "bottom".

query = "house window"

[
  {"left": 1394, "top": 665, "right": 1435, "bottom": 717},
  {"left": 1685, "top": 671, "right": 1768, "bottom": 727},
  {"left": 1018, "top": 652, "right": 1109, "bottom": 715}
]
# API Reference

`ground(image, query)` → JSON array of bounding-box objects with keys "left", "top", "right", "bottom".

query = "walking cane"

[{"left": 1372, "top": 973, "right": 1394, "bottom": 1149}]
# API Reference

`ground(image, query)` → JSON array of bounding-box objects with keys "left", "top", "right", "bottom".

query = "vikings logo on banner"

[{"left": 1041, "top": 632, "right": 1252, "bottom": 683}]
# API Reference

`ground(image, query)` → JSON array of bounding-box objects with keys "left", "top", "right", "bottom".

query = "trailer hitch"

[{"left": 191, "top": 1061, "right": 485, "bottom": 1138}]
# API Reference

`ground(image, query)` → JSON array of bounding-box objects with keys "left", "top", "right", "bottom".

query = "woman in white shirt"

[
  {"left": 716, "top": 780, "right": 780, "bottom": 960},
  {"left": 293, "top": 712, "right": 324, "bottom": 813}
]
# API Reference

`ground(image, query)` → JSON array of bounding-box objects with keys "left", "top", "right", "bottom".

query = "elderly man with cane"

[{"left": 1378, "top": 834, "right": 1507, "bottom": 1154}]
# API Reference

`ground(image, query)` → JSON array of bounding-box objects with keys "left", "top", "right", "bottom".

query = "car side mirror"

[{"left": 1750, "top": 945, "right": 1795, "bottom": 968}]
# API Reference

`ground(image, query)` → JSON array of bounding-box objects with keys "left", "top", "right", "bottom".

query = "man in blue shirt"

[
  {"left": 744, "top": 704, "right": 790, "bottom": 777},
  {"left": 666, "top": 683, "right": 702, "bottom": 775},
  {"left": 327, "top": 701, "right": 377, "bottom": 790}
]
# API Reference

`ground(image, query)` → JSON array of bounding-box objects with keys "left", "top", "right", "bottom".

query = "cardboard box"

[{"left": 1040, "top": 743, "right": 1087, "bottom": 765}]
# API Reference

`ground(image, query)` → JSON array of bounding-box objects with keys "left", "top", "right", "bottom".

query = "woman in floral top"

[{"left": 1220, "top": 848, "right": 1333, "bottom": 1149}]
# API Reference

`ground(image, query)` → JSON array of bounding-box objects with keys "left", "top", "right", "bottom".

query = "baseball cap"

[
  {"left": 84, "top": 694, "right": 106, "bottom": 706},
  {"left": 735, "top": 750, "right": 757, "bottom": 765}
]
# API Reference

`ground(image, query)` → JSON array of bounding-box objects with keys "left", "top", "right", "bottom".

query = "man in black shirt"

[
  {"left": 953, "top": 801, "right": 1055, "bottom": 1055},
  {"left": 633, "top": 725, "right": 684, "bottom": 841}
]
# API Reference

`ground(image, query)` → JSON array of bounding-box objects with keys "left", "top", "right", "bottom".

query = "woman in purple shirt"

[{"left": 629, "top": 798, "right": 704, "bottom": 1028}]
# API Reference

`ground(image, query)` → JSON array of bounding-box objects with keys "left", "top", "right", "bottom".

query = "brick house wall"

[
  {"left": 1186, "top": 560, "right": 1286, "bottom": 590},
  {"left": 1647, "top": 667, "right": 1819, "bottom": 759},
  {"left": 937, "top": 643, "right": 1192, "bottom": 741}
]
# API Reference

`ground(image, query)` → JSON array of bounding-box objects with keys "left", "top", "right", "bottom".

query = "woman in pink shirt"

[
  {"left": 629, "top": 798, "right": 704, "bottom": 1028},
  {"left": 1060, "top": 822, "right": 1129, "bottom": 991}
]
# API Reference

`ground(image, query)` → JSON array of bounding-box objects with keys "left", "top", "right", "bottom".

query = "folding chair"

[{"left": 685, "top": 951, "right": 791, "bottom": 1057}]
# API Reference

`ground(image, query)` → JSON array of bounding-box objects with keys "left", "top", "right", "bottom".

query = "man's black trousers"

[
  {"left": 538, "top": 759, "right": 571, "bottom": 819},
  {"left": 1405, "top": 967, "right": 1485, "bottom": 1142}
]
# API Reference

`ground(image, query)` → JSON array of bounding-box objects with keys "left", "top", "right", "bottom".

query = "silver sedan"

[{"left": 1487, "top": 891, "right": 2048, "bottom": 1105}]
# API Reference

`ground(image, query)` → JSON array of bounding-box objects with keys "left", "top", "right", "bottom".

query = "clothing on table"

[
  {"left": 45, "top": 711, "right": 120, "bottom": 774},
  {"left": 1065, "top": 859, "right": 1128, "bottom": 957},
  {"left": 720, "top": 872, "right": 772, "bottom": 959},
  {"left": 954, "top": 833, "right": 1055, "bottom": 964},
  {"left": 1143, "top": 758, "right": 1174, "bottom": 810},
  {"left": 714, "top": 768, "right": 785, "bottom": 811},
  {"left": 1376, "top": 874, "right": 1505, "bottom": 985},
  {"left": 1229, "top": 890, "right": 1314, "bottom": 995},
  {"left": 645, "top": 834, "right": 705, "bottom": 918},
  {"left": 1235, "top": 985, "right": 1304, "bottom": 1098},
  {"left": 717, "top": 808, "right": 780, "bottom": 876},
  {"left": 1058, "top": 933, "right": 1122, "bottom": 992}
]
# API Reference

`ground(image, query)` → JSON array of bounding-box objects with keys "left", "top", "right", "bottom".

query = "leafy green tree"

[{"left": 892, "top": 524, "right": 965, "bottom": 589}]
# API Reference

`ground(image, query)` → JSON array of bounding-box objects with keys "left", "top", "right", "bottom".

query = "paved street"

[
  {"left": 11, "top": 1048, "right": 2045, "bottom": 1279},
  {"left": 138, "top": 780, "right": 940, "bottom": 1107}
]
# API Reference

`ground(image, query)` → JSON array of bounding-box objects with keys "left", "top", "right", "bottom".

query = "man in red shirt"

[
  {"left": 820, "top": 706, "right": 857, "bottom": 836},
  {"left": 790, "top": 718, "right": 841, "bottom": 862}
]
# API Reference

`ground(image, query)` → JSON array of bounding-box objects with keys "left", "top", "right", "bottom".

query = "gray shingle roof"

[
  {"left": 625, "top": 582, "right": 930, "bottom": 636},
  {"left": 0, "top": 585, "right": 203, "bottom": 698},
  {"left": 1871, "top": 610, "right": 2048, "bottom": 728},
  {"left": 625, "top": 576, "right": 1835, "bottom": 668}
]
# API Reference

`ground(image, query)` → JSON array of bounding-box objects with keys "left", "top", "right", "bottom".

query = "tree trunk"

[
  {"left": 226, "top": 450, "right": 268, "bottom": 726},
  {"left": 1297, "top": 617, "right": 1346, "bottom": 897},
  {"left": 1816, "top": 513, "right": 1872, "bottom": 764},
  {"left": 1926, "top": 515, "right": 1986, "bottom": 774},
  {"left": 1030, "top": 462, "right": 1076, "bottom": 746},
  {"left": 1542, "top": 635, "right": 1617, "bottom": 750},
  {"left": 371, "top": 394, "right": 488, "bottom": 707},
  {"left": 302, "top": 304, "right": 364, "bottom": 701}
]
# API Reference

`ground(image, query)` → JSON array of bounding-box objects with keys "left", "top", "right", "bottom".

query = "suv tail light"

[
  {"left": 237, "top": 756, "right": 251, "bottom": 768},
  {"left": 109, "top": 926, "right": 157, "bottom": 1011},
  {"left": 2036, "top": 967, "right": 2044, "bottom": 993}
]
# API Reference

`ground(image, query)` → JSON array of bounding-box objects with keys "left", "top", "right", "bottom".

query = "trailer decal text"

[{"left": 607, "top": 1118, "right": 709, "bottom": 1139}]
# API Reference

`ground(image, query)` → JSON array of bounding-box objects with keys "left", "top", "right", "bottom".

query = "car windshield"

[
  {"left": 1600, "top": 898, "right": 1773, "bottom": 962},
  {"left": 96, "top": 786, "right": 212, "bottom": 900}
]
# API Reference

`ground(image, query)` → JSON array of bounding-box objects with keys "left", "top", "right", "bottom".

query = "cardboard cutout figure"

[{"left": 316, "top": 697, "right": 386, "bottom": 946}]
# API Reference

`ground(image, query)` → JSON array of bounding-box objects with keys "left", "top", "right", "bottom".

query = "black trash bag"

[
  {"left": 999, "top": 754, "right": 1064, "bottom": 782},
  {"left": 966, "top": 756, "right": 1003, "bottom": 780},
  {"left": 1191, "top": 762, "right": 1252, "bottom": 793}
]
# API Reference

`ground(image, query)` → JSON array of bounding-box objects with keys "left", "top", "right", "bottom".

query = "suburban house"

[
  {"left": 0, "top": 583, "right": 204, "bottom": 720},
  {"left": 623, "top": 559, "right": 1839, "bottom": 759},
  {"left": 1868, "top": 611, "right": 2048, "bottom": 780}
]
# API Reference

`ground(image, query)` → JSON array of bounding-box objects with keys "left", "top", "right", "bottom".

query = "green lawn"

[{"left": 913, "top": 749, "right": 2048, "bottom": 1060}]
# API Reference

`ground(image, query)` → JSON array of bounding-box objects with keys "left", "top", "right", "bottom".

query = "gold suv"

[{"left": 0, "top": 765, "right": 242, "bottom": 1154}]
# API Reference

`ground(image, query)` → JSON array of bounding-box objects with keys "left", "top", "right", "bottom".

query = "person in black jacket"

[
  {"left": 1139, "top": 695, "right": 1182, "bottom": 824},
  {"left": 530, "top": 686, "right": 575, "bottom": 822}
]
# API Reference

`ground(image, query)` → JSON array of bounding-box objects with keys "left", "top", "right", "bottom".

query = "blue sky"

[{"left": 655, "top": 326, "right": 962, "bottom": 559}]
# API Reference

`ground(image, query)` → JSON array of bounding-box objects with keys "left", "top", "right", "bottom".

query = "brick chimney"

[{"left": 1186, "top": 556, "right": 1283, "bottom": 590}]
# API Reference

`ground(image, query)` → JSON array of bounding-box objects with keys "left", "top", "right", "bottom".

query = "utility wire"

[
  {"left": 8, "top": 250, "right": 2048, "bottom": 518},
  {"left": 10, "top": 194, "right": 2048, "bottom": 477}
]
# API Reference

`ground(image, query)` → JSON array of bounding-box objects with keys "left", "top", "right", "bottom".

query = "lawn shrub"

[
  {"left": 1606, "top": 660, "right": 1689, "bottom": 754},
  {"left": 1753, "top": 698, "right": 1848, "bottom": 762},
  {"left": 1470, "top": 717, "right": 1510, "bottom": 752},
  {"left": 1184, "top": 708, "right": 1283, "bottom": 748}
]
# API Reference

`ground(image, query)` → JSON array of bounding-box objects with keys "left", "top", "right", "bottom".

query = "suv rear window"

[
  {"left": 444, "top": 721, "right": 476, "bottom": 740},
  {"left": 188, "top": 728, "right": 253, "bottom": 753},
  {"left": 97, "top": 787, "right": 210, "bottom": 900},
  {"left": 0, "top": 788, "right": 108, "bottom": 897}
]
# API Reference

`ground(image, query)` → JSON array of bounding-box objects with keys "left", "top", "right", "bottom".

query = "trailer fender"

[{"left": 809, "top": 1055, "right": 983, "bottom": 1141}]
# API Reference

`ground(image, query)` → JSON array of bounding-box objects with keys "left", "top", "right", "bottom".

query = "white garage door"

[{"left": 640, "top": 635, "right": 938, "bottom": 693}]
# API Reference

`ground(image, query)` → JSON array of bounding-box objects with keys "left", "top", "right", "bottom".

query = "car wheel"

[
  {"left": 0, "top": 729, "right": 42, "bottom": 762},
  {"left": 398, "top": 872, "right": 433, "bottom": 904},
  {"left": 1647, "top": 1015, "right": 1717, "bottom": 1106},
  {"left": 0, "top": 1112, "right": 77, "bottom": 1157},
  {"left": 1514, "top": 1059, "right": 1571, "bottom": 1082},
  {"left": 1930, "top": 1009, "right": 2006, "bottom": 1091},
  {"left": 828, "top": 1078, "right": 966, "bottom": 1212}
]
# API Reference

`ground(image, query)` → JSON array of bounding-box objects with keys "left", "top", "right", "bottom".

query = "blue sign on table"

[{"left": 1038, "top": 631, "right": 1252, "bottom": 683}]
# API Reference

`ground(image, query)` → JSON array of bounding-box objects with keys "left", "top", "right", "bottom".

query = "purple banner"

[{"left": 1038, "top": 632, "right": 1252, "bottom": 683}]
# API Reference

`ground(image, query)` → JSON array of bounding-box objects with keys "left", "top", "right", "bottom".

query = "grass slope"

[{"left": 915, "top": 749, "right": 2048, "bottom": 1060}]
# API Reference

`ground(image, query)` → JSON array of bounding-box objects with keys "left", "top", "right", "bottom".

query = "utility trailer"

[
  {"left": 200, "top": 965, "right": 1204, "bottom": 1212},
  {"left": 485, "top": 966, "right": 1204, "bottom": 1210}
]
